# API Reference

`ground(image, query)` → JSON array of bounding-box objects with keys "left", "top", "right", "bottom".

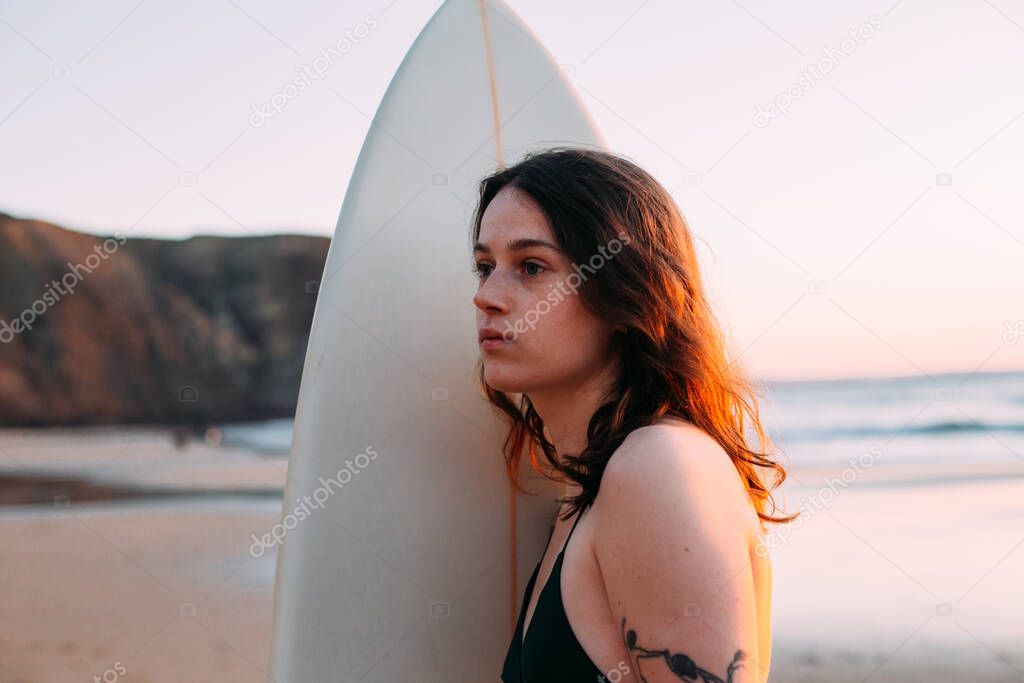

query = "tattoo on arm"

[{"left": 620, "top": 617, "right": 747, "bottom": 683}]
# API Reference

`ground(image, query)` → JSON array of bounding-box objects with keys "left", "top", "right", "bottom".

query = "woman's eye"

[{"left": 472, "top": 261, "right": 545, "bottom": 278}]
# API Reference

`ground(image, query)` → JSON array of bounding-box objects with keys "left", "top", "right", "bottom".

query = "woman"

[{"left": 471, "top": 147, "right": 795, "bottom": 683}]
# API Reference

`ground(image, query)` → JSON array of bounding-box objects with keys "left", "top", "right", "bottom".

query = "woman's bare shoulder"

[
  {"left": 602, "top": 416, "right": 735, "bottom": 489},
  {"left": 596, "top": 417, "right": 760, "bottom": 540}
]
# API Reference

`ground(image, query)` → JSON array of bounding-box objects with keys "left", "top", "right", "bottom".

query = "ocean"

[{"left": 764, "top": 369, "right": 1024, "bottom": 469}]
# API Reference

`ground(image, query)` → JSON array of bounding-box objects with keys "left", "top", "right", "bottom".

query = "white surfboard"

[{"left": 268, "top": 0, "right": 607, "bottom": 680}]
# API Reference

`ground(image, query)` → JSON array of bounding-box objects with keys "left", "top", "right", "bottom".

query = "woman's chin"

[{"left": 482, "top": 367, "right": 526, "bottom": 394}]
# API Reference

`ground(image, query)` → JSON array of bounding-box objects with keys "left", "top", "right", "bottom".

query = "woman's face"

[{"left": 473, "top": 185, "right": 620, "bottom": 395}]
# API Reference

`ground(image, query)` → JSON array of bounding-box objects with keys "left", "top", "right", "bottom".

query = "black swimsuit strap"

[{"left": 558, "top": 505, "right": 587, "bottom": 556}]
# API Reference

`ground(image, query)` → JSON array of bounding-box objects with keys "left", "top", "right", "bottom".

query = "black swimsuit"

[{"left": 501, "top": 505, "right": 605, "bottom": 682}]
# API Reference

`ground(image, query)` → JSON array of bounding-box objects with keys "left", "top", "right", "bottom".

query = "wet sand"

[
  {"left": 0, "top": 499, "right": 281, "bottom": 683},
  {"left": 0, "top": 427, "right": 285, "bottom": 683}
]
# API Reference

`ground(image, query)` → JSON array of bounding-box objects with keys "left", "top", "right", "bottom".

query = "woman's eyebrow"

[{"left": 472, "top": 237, "right": 562, "bottom": 255}]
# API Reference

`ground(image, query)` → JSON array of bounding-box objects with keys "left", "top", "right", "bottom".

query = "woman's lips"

[{"left": 480, "top": 337, "right": 511, "bottom": 350}]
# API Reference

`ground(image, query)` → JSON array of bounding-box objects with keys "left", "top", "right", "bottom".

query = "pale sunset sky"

[{"left": 1, "top": 0, "right": 1022, "bottom": 382}]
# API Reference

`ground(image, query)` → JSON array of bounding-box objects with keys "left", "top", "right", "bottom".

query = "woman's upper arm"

[{"left": 593, "top": 426, "right": 766, "bottom": 683}]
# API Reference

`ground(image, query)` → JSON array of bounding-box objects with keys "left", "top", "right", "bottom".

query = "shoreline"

[{"left": 0, "top": 473, "right": 283, "bottom": 507}]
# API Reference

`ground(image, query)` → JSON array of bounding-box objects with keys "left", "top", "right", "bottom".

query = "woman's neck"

[{"left": 526, "top": 358, "right": 620, "bottom": 498}]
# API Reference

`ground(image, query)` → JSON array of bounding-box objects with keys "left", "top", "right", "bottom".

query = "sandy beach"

[
  {"left": 0, "top": 427, "right": 285, "bottom": 683},
  {"left": 769, "top": 461, "right": 1024, "bottom": 682},
  {"left": 2, "top": 426, "right": 1023, "bottom": 682},
  {"left": 0, "top": 499, "right": 280, "bottom": 683}
]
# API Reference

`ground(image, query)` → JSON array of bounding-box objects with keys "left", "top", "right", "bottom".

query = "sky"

[{"left": 1, "top": 0, "right": 1022, "bottom": 382}]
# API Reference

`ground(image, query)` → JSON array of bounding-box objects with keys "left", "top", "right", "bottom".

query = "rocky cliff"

[{"left": 0, "top": 212, "right": 330, "bottom": 426}]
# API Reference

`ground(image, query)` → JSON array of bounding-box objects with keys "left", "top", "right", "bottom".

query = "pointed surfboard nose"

[{"left": 268, "top": 1, "right": 606, "bottom": 680}]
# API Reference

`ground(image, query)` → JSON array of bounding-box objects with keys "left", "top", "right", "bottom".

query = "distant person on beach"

[{"left": 171, "top": 426, "right": 190, "bottom": 450}]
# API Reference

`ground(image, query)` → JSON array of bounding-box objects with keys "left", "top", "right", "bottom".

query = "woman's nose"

[{"left": 473, "top": 274, "right": 510, "bottom": 314}]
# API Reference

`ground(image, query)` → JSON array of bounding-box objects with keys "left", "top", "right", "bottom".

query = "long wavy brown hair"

[{"left": 471, "top": 146, "right": 796, "bottom": 529}]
